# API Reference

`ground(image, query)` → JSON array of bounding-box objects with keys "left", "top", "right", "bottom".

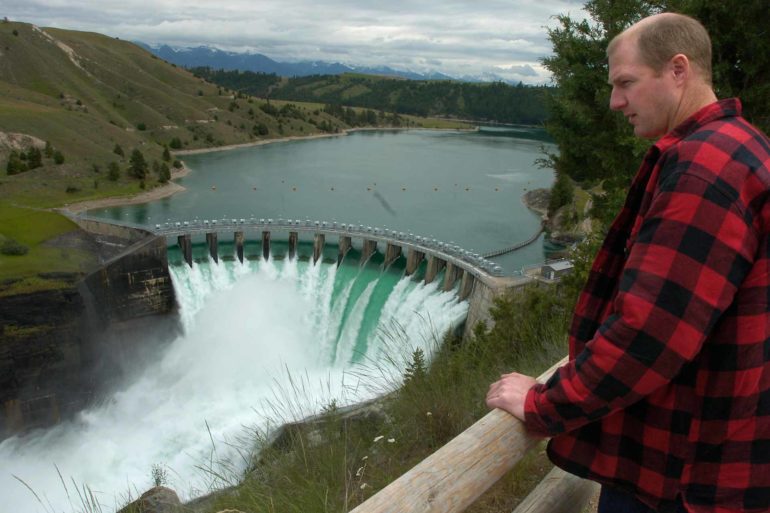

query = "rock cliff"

[{"left": 0, "top": 224, "right": 178, "bottom": 438}]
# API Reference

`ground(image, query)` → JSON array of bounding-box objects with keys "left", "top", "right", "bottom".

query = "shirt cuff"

[{"left": 523, "top": 383, "right": 554, "bottom": 437}]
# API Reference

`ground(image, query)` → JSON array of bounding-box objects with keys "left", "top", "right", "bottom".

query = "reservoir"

[{"left": 0, "top": 127, "right": 554, "bottom": 511}]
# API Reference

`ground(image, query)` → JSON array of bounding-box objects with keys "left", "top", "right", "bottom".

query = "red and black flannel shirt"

[{"left": 524, "top": 98, "right": 770, "bottom": 513}]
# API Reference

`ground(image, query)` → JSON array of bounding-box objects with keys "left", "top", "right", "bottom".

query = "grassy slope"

[{"left": 0, "top": 21, "right": 470, "bottom": 294}]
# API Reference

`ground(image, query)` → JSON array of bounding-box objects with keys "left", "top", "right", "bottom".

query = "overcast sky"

[{"left": 4, "top": 1, "right": 588, "bottom": 84}]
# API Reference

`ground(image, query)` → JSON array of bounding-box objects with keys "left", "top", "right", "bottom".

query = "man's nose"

[{"left": 609, "top": 88, "right": 625, "bottom": 111}]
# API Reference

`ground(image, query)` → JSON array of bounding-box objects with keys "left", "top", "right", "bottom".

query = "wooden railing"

[{"left": 349, "top": 355, "right": 598, "bottom": 513}]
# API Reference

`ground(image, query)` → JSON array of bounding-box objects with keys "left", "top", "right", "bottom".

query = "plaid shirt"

[{"left": 524, "top": 99, "right": 770, "bottom": 513}]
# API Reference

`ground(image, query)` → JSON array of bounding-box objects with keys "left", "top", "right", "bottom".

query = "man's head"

[{"left": 607, "top": 13, "right": 716, "bottom": 139}]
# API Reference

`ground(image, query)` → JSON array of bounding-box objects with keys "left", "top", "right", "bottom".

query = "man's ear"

[{"left": 670, "top": 53, "right": 689, "bottom": 83}]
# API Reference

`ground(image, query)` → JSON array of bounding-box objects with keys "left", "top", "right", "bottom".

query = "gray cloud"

[{"left": 3, "top": 0, "right": 587, "bottom": 83}]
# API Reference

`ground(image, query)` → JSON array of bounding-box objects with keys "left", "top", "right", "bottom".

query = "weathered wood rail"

[{"left": 349, "top": 355, "right": 597, "bottom": 513}]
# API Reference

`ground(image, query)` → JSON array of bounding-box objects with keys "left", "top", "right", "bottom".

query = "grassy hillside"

[
  {"left": 0, "top": 21, "right": 467, "bottom": 208},
  {"left": 0, "top": 21, "right": 470, "bottom": 295}
]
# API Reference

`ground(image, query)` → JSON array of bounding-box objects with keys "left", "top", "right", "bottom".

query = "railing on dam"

[
  {"left": 151, "top": 217, "right": 508, "bottom": 282},
  {"left": 348, "top": 355, "right": 599, "bottom": 513}
]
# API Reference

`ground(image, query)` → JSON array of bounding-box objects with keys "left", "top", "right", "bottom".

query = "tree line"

[{"left": 190, "top": 67, "right": 550, "bottom": 125}]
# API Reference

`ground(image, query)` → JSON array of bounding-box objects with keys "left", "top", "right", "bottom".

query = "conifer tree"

[{"left": 128, "top": 149, "right": 148, "bottom": 179}]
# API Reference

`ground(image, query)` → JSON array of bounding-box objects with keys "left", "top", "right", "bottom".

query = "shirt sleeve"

[{"left": 524, "top": 161, "right": 757, "bottom": 437}]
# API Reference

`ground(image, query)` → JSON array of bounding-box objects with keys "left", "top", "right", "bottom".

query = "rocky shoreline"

[{"left": 521, "top": 187, "right": 588, "bottom": 247}]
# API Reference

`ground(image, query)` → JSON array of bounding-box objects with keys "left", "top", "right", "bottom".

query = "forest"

[{"left": 190, "top": 67, "right": 550, "bottom": 125}]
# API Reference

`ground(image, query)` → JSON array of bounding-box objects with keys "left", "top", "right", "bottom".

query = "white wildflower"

[
  {"left": 356, "top": 466, "right": 364, "bottom": 477},
  {"left": 360, "top": 483, "right": 368, "bottom": 490},
  {"left": 373, "top": 435, "right": 384, "bottom": 442},
  {"left": 387, "top": 438, "right": 395, "bottom": 443}
]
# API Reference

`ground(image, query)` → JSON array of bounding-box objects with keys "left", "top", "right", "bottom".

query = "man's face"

[{"left": 608, "top": 38, "right": 678, "bottom": 139}]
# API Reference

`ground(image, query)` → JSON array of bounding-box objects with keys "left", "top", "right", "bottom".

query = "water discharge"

[{"left": 0, "top": 253, "right": 468, "bottom": 512}]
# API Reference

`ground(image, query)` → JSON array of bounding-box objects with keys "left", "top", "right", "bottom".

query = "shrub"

[
  {"left": 260, "top": 103, "right": 279, "bottom": 116},
  {"left": 1, "top": 238, "right": 28, "bottom": 256},
  {"left": 65, "top": 185, "right": 79, "bottom": 193},
  {"left": 169, "top": 137, "right": 182, "bottom": 149},
  {"left": 113, "top": 143, "right": 124, "bottom": 157},
  {"left": 107, "top": 161, "right": 120, "bottom": 181},
  {"left": 136, "top": 122, "right": 147, "bottom": 131},
  {"left": 26, "top": 147, "right": 42, "bottom": 169},
  {"left": 172, "top": 159, "right": 183, "bottom": 169},
  {"left": 6, "top": 151, "right": 27, "bottom": 175},
  {"left": 53, "top": 150, "right": 65, "bottom": 164},
  {"left": 151, "top": 464, "right": 168, "bottom": 487}
]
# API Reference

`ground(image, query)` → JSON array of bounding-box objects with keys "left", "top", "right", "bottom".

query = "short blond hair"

[{"left": 608, "top": 13, "right": 713, "bottom": 84}]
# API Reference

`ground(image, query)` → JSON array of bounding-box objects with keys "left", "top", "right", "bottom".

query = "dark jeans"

[{"left": 598, "top": 486, "right": 687, "bottom": 513}]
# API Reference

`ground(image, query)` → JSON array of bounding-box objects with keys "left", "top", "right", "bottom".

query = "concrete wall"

[
  {"left": 463, "top": 275, "right": 533, "bottom": 338},
  {"left": 70, "top": 218, "right": 153, "bottom": 243}
]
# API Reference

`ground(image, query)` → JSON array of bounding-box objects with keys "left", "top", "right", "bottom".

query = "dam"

[{"left": 154, "top": 216, "right": 520, "bottom": 301}]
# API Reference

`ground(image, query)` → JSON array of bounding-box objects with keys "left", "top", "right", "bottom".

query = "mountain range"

[{"left": 137, "top": 43, "right": 509, "bottom": 83}]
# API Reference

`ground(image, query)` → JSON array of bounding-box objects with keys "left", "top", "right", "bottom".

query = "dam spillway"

[{"left": 157, "top": 217, "right": 508, "bottom": 300}]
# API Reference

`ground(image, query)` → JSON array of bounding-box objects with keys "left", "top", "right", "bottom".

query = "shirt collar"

[{"left": 654, "top": 98, "right": 742, "bottom": 153}]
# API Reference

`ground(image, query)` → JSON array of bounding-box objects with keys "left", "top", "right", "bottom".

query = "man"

[{"left": 487, "top": 12, "right": 770, "bottom": 513}]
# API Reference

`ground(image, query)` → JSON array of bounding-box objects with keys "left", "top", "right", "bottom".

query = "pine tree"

[
  {"left": 403, "top": 348, "right": 427, "bottom": 385},
  {"left": 128, "top": 149, "right": 148, "bottom": 179},
  {"left": 159, "top": 163, "right": 171, "bottom": 183}
]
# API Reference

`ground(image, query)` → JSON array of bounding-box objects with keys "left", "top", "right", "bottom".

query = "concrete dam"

[{"left": 155, "top": 216, "right": 515, "bottom": 301}]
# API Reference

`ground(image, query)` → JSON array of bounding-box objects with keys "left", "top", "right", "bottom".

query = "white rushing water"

[{"left": 0, "top": 255, "right": 468, "bottom": 512}]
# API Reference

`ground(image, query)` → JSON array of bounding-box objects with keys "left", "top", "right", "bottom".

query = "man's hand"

[{"left": 486, "top": 372, "right": 538, "bottom": 421}]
